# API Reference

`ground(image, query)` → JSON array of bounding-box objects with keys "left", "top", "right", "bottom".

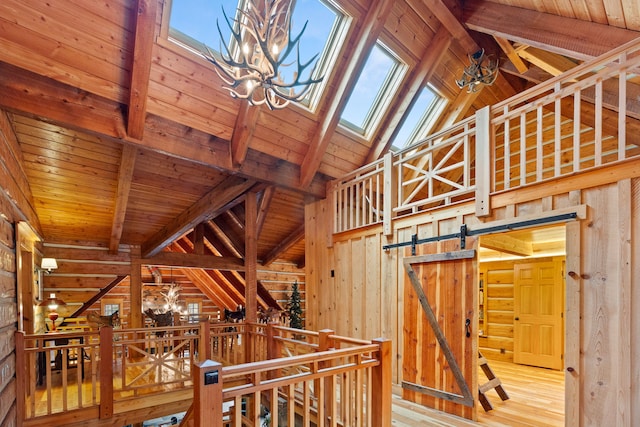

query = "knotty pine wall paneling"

[{"left": 306, "top": 177, "right": 640, "bottom": 425}]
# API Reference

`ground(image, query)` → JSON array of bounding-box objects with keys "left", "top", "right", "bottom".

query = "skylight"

[
  {"left": 392, "top": 86, "right": 447, "bottom": 149},
  {"left": 166, "top": 0, "right": 348, "bottom": 111},
  {"left": 340, "top": 42, "right": 406, "bottom": 139}
]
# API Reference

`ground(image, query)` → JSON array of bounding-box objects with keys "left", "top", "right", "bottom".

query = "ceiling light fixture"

[
  {"left": 456, "top": 49, "right": 499, "bottom": 93},
  {"left": 203, "top": 0, "right": 323, "bottom": 110},
  {"left": 39, "top": 293, "right": 66, "bottom": 332}
]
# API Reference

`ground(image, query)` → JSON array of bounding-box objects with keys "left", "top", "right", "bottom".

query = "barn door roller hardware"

[{"left": 383, "top": 212, "right": 578, "bottom": 255}]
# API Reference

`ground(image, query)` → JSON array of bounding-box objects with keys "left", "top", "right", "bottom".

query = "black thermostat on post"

[{"left": 204, "top": 370, "right": 219, "bottom": 385}]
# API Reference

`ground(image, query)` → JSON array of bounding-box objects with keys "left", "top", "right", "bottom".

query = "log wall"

[
  {"left": 306, "top": 177, "right": 640, "bottom": 426},
  {"left": 0, "top": 110, "right": 35, "bottom": 427}
]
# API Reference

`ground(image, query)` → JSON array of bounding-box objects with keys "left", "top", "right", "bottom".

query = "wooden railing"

[
  {"left": 330, "top": 36, "right": 640, "bottom": 233},
  {"left": 188, "top": 327, "right": 391, "bottom": 427},
  {"left": 15, "top": 323, "right": 391, "bottom": 426}
]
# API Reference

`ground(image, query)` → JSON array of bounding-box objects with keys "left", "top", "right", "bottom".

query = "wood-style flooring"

[{"left": 392, "top": 359, "right": 564, "bottom": 427}]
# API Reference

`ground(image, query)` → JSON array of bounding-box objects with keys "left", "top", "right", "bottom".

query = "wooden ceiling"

[{"left": 1, "top": 0, "right": 639, "bottom": 267}]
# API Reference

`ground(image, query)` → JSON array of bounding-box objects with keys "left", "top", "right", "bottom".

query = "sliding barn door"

[{"left": 402, "top": 237, "right": 478, "bottom": 420}]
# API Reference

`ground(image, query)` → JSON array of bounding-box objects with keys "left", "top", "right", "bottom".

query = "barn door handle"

[{"left": 465, "top": 318, "right": 471, "bottom": 338}]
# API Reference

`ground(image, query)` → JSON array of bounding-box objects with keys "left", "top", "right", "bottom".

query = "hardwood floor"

[{"left": 392, "top": 359, "right": 565, "bottom": 427}]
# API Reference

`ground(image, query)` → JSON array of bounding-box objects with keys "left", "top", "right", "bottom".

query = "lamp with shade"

[{"left": 40, "top": 258, "right": 58, "bottom": 274}]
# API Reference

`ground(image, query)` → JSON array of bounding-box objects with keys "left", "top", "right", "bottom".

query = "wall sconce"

[
  {"left": 40, "top": 258, "right": 58, "bottom": 274},
  {"left": 38, "top": 293, "right": 66, "bottom": 332}
]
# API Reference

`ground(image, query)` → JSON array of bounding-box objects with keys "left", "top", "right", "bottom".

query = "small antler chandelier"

[
  {"left": 203, "top": 0, "right": 323, "bottom": 110},
  {"left": 456, "top": 49, "right": 499, "bottom": 93}
]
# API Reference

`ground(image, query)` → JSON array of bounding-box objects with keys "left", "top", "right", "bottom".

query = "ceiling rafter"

[
  {"left": 464, "top": 0, "right": 640, "bottom": 61},
  {"left": 494, "top": 36, "right": 529, "bottom": 74},
  {"left": 256, "top": 185, "right": 275, "bottom": 238},
  {"left": 516, "top": 47, "right": 578, "bottom": 76},
  {"left": 141, "top": 176, "right": 256, "bottom": 257},
  {"left": 171, "top": 240, "right": 243, "bottom": 308},
  {"left": 0, "top": 63, "right": 326, "bottom": 198},
  {"left": 109, "top": 144, "right": 137, "bottom": 254},
  {"left": 299, "top": 0, "right": 394, "bottom": 188},
  {"left": 366, "top": 26, "right": 452, "bottom": 162},
  {"left": 127, "top": 0, "right": 156, "bottom": 140},
  {"left": 207, "top": 220, "right": 244, "bottom": 259}
]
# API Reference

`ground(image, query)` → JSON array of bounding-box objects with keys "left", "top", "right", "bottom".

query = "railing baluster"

[
  {"left": 573, "top": 91, "right": 581, "bottom": 172},
  {"left": 618, "top": 52, "right": 627, "bottom": 161},
  {"left": 554, "top": 83, "right": 562, "bottom": 177},
  {"left": 595, "top": 80, "right": 603, "bottom": 166}
]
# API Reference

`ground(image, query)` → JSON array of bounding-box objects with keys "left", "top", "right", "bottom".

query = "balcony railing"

[
  {"left": 330, "top": 36, "right": 640, "bottom": 234},
  {"left": 15, "top": 323, "right": 391, "bottom": 427}
]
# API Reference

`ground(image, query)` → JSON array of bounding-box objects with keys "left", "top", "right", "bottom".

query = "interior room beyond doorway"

[{"left": 477, "top": 225, "right": 566, "bottom": 426}]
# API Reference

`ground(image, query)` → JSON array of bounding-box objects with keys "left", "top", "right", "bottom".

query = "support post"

[
  {"left": 371, "top": 338, "right": 392, "bottom": 427},
  {"left": 99, "top": 326, "right": 114, "bottom": 419},
  {"left": 194, "top": 360, "right": 223, "bottom": 427}
]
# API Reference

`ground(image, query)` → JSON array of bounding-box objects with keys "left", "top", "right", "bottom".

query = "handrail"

[
  {"left": 330, "top": 36, "right": 640, "bottom": 233},
  {"left": 16, "top": 324, "right": 391, "bottom": 426}
]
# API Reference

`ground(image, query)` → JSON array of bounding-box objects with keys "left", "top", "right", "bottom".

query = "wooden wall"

[
  {"left": 306, "top": 176, "right": 640, "bottom": 426},
  {"left": 0, "top": 110, "right": 38, "bottom": 427}
]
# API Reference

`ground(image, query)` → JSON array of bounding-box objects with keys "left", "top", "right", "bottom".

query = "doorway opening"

[{"left": 476, "top": 224, "right": 566, "bottom": 426}]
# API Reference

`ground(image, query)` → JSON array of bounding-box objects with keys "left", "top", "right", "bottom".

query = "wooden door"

[
  {"left": 402, "top": 237, "right": 477, "bottom": 420},
  {"left": 514, "top": 259, "right": 564, "bottom": 370}
]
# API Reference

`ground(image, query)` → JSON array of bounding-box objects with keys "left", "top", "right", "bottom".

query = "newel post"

[
  {"left": 475, "top": 105, "right": 491, "bottom": 217},
  {"left": 199, "top": 319, "right": 211, "bottom": 361},
  {"left": 193, "top": 360, "right": 223, "bottom": 427},
  {"left": 371, "top": 338, "right": 392, "bottom": 427},
  {"left": 99, "top": 326, "right": 114, "bottom": 419},
  {"left": 318, "top": 329, "right": 335, "bottom": 425}
]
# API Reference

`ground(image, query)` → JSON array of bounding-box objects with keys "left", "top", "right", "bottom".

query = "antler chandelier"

[
  {"left": 203, "top": 0, "right": 323, "bottom": 110},
  {"left": 456, "top": 49, "right": 499, "bottom": 93}
]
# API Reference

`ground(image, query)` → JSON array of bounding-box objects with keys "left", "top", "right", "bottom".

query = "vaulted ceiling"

[{"left": 1, "top": 0, "right": 638, "bottom": 271}]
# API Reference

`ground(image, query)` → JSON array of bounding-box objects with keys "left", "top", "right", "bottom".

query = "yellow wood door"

[
  {"left": 514, "top": 259, "right": 564, "bottom": 370},
  {"left": 402, "top": 237, "right": 477, "bottom": 420}
]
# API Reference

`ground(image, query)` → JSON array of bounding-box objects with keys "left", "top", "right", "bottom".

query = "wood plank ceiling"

[{"left": 1, "top": 0, "right": 639, "bottom": 308}]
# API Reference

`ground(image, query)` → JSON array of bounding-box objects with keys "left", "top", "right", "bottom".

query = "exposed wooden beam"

[
  {"left": 141, "top": 176, "right": 256, "bottom": 257},
  {"left": 127, "top": 0, "right": 156, "bottom": 140},
  {"left": 142, "top": 251, "right": 245, "bottom": 271},
  {"left": 207, "top": 220, "right": 244, "bottom": 258},
  {"left": 427, "top": 0, "right": 478, "bottom": 53},
  {"left": 256, "top": 186, "right": 275, "bottom": 239},
  {"left": 193, "top": 223, "right": 205, "bottom": 255},
  {"left": 366, "top": 27, "right": 451, "bottom": 162},
  {"left": 172, "top": 239, "right": 245, "bottom": 308},
  {"left": 109, "top": 145, "right": 137, "bottom": 254},
  {"left": 299, "top": 0, "right": 394, "bottom": 188},
  {"left": 494, "top": 36, "right": 528, "bottom": 74},
  {"left": 261, "top": 223, "right": 305, "bottom": 267},
  {"left": 181, "top": 267, "right": 238, "bottom": 310},
  {"left": 231, "top": 101, "right": 260, "bottom": 167},
  {"left": 516, "top": 47, "right": 577, "bottom": 76},
  {"left": 464, "top": 0, "right": 640, "bottom": 61},
  {"left": 0, "top": 63, "right": 326, "bottom": 198},
  {"left": 480, "top": 234, "right": 533, "bottom": 257}
]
